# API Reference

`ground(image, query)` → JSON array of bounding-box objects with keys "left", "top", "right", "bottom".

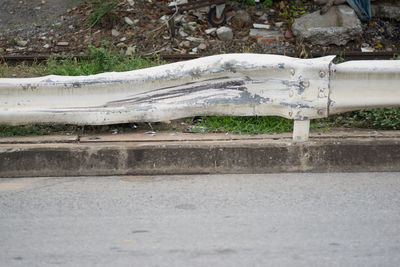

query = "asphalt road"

[{"left": 1, "top": 173, "right": 400, "bottom": 266}]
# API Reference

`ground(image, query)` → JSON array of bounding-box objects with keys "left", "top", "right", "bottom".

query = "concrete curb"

[{"left": 1, "top": 132, "right": 400, "bottom": 177}]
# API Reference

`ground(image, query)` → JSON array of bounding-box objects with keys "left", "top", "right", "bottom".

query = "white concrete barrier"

[{"left": 1, "top": 54, "right": 399, "bottom": 141}]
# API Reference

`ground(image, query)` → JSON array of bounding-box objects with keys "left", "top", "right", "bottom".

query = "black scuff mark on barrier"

[
  {"left": 71, "top": 82, "right": 82, "bottom": 88},
  {"left": 24, "top": 79, "right": 127, "bottom": 88},
  {"left": 106, "top": 80, "right": 249, "bottom": 106},
  {"left": 35, "top": 80, "right": 252, "bottom": 112},
  {"left": 278, "top": 63, "right": 285, "bottom": 69},
  {"left": 142, "top": 76, "right": 233, "bottom": 93},
  {"left": 13, "top": 62, "right": 260, "bottom": 88},
  {"left": 238, "top": 91, "right": 271, "bottom": 105},
  {"left": 60, "top": 79, "right": 126, "bottom": 88},
  {"left": 21, "top": 84, "right": 37, "bottom": 91},
  {"left": 222, "top": 62, "right": 237, "bottom": 73},
  {"left": 281, "top": 79, "right": 304, "bottom": 94},
  {"left": 279, "top": 102, "right": 311, "bottom": 109}
]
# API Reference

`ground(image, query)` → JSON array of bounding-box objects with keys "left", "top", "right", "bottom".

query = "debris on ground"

[{"left": 0, "top": 0, "right": 399, "bottom": 58}]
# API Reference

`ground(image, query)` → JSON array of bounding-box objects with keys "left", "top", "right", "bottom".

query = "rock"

[
  {"left": 187, "top": 22, "right": 197, "bottom": 30},
  {"left": 361, "top": 47, "right": 374, "bottom": 52},
  {"left": 205, "top": 28, "right": 217, "bottom": 34},
  {"left": 15, "top": 39, "right": 28, "bottom": 47},
  {"left": 57, "top": 41, "right": 69, "bottom": 46},
  {"left": 291, "top": 5, "right": 362, "bottom": 46},
  {"left": 174, "top": 14, "right": 185, "bottom": 23},
  {"left": 160, "top": 15, "right": 169, "bottom": 21},
  {"left": 43, "top": 44, "right": 50, "bottom": 49},
  {"left": 164, "top": 45, "right": 173, "bottom": 52},
  {"left": 253, "top": 23, "right": 271, "bottom": 30},
  {"left": 275, "top": 22, "right": 284, "bottom": 27},
  {"left": 169, "top": 0, "right": 188, "bottom": 6},
  {"left": 217, "top": 26, "right": 233, "bottom": 41},
  {"left": 111, "top": 29, "right": 120, "bottom": 37},
  {"left": 231, "top": 10, "right": 252, "bottom": 27},
  {"left": 179, "top": 28, "right": 188, "bottom": 37},
  {"left": 249, "top": 29, "right": 283, "bottom": 44},
  {"left": 255, "top": 11, "right": 264, "bottom": 17},
  {"left": 124, "top": 17, "right": 134, "bottom": 25},
  {"left": 6, "top": 48, "right": 14, "bottom": 53},
  {"left": 191, "top": 47, "right": 198, "bottom": 53},
  {"left": 126, "top": 46, "right": 136, "bottom": 56},
  {"left": 192, "top": 11, "right": 205, "bottom": 20},
  {"left": 197, "top": 43, "right": 207, "bottom": 50},
  {"left": 116, "top": 42, "right": 127, "bottom": 48},
  {"left": 284, "top": 30, "right": 294, "bottom": 39},
  {"left": 371, "top": 4, "right": 400, "bottom": 21},
  {"left": 133, "top": 19, "right": 140, "bottom": 25},
  {"left": 183, "top": 41, "right": 191, "bottom": 48},
  {"left": 120, "top": 37, "right": 126, "bottom": 42},
  {"left": 0, "top": 48, "right": 4, "bottom": 53},
  {"left": 127, "top": 0, "right": 135, "bottom": 7},
  {"left": 186, "top": 36, "right": 204, "bottom": 42},
  {"left": 259, "top": 14, "right": 269, "bottom": 21}
]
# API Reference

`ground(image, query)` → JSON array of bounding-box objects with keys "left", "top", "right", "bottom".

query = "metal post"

[{"left": 293, "top": 120, "right": 310, "bottom": 142}]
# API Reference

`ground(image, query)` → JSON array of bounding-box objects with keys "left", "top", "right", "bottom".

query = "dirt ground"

[
  {"left": 0, "top": 0, "right": 84, "bottom": 30},
  {"left": 0, "top": 0, "right": 399, "bottom": 57}
]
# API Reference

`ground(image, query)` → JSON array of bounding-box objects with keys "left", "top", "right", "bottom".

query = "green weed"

[
  {"left": 280, "top": 0, "right": 306, "bottom": 23},
  {"left": 328, "top": 108, "right": 400, "bottom": 130},
  {"left": 261, "top": 0, "right": 273, "bottom": 8},
  {"left": 38, "top": 43, "right": 163, "bottom": 76},
  {"left": 237, "top": 0, "right": 273, "bottom": 7},
  {"left": 237, "top": 0, "right": 256, "bottom": 6},
  {"left": 196, "top": 116, "right": 293, "bottom": 134},
  {"left": 88, "top": 0, "right": 119, "bottom": 27}
]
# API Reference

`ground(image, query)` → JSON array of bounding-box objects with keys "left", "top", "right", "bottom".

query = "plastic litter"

[{"left": 346, "top": 0, "right": 371, "bottom": 22}]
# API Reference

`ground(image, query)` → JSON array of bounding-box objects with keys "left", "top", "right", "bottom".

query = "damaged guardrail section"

[{"left": 0, "top": 54, "right": 399, "bottom": 141}]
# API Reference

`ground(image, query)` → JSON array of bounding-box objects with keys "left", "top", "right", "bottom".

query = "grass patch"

[
  {"left": 196, "top": 116, "right": 293, "bottom": 134},
  {"left": 0, "top": 61, "right": 46, "bottom": 78},
  {"left": 326, "top": 108, "right": 400, "bottom": 130},
  {"left": 0, "top": 43, "right": 163, "bottom": 78},
  {"left": 41, "top": 44, "right": 162, "bottom": 76}
]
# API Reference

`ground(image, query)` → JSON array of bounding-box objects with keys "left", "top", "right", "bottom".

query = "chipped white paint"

[{"left": 0, "top": 54, "right": 399, "bottom": 142}]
